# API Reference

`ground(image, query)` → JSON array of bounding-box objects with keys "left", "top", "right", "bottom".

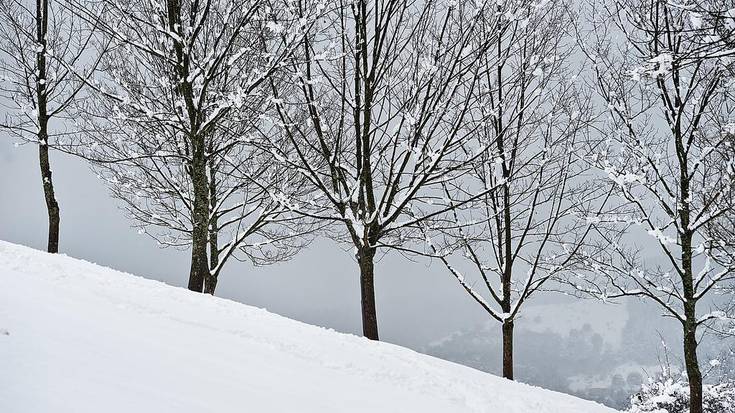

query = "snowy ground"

[{"left": 0, "top": 241, "right": 618, "bottom": 413}]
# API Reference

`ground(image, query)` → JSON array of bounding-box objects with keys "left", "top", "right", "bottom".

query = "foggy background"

[{"left": 0, "top": 138, "right": 707, "bottom": 409}]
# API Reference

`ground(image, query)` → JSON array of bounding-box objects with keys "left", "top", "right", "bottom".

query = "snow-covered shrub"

[{"left": 629, "top": 375, "right": 735, "bottom": 413}]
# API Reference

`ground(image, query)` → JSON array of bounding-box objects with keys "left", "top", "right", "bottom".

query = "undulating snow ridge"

[{"left": 0, "top": 241, "right": 618, "bottom": 413}]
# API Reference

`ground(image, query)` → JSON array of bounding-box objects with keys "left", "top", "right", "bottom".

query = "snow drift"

[{"left": 0, "top": 241, "right": 618, "bottom": 412}]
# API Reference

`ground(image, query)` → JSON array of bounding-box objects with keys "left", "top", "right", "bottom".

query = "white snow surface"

[{"left": 0, "top": 241, "right": 618, "bottom": 413}]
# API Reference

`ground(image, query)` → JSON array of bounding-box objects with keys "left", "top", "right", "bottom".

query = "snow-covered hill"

[{"left": 0, "top": 241, "right": 618, "bottom": 413}]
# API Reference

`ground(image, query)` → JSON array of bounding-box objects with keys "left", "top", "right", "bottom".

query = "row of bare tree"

[{"left": 1, "top": 0, "right": 734, "bottom": 412}]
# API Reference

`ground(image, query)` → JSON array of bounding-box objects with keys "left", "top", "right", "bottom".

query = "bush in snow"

[{"left": 629, "top": 375, "right": 735, "bottom": 413}]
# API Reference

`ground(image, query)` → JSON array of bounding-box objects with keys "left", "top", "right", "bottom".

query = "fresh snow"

[{"left": 0, "top": 241, "right": 618, "bottom": 413}]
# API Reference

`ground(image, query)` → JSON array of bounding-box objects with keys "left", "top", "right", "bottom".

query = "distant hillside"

[{"left": 424, "top": 300, "right": 673, "bottom": 409}]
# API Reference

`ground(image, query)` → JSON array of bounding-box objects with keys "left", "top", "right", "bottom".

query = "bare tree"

[
  {"left": 0, "top": 0, "right": 102, "bottom": 253},
  {"left": 69, "top": 0, "right": 322, "bottom": 293},
  {"left": 688, "top": 1, "right": 735, "bottom": 61},
  {"left": 424, "top": 0, "right": 604, "bottom": 380},
  {"left": 575, "top": 1, "right": 735, "bottom": 412},
  {"left": 257, "top": 0, "right": 497, "bottom": 340}
]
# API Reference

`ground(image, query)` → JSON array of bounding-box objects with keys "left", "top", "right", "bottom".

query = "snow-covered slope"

[{"left": 0, "top": 241, "right": 618, "bottom": 413}]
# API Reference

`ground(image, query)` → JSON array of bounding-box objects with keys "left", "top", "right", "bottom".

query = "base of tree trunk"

[
  {"left": 203, "top": 274, "right": 218, "bottom": 295},
  {"left": 502, "top": 319, "right": 514, "bottom": 380},
  {"left": 46, "top": 206, "right": 59, "bottom": 254},
  {"left": 187, "top": 257, "right": 207, "bottom": 293},
  {"left": 39, "top": 140, "right": 60, "bottom": 254},
  {"left": 359, "top": 248, "right": 379, "bottom": 341},
  {"left": 683, "top": 324, "right": 703, "bottom": 413}
]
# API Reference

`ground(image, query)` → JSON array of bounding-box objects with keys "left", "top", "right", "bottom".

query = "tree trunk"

[
  {"left": 358, "top": 247, "right": 379, "bottom": 340},
  {"left": 187, "top": 203, "right": 208, "bottom": 292},
  {"left": 187, "top": 133, "right": 209, "bottom": 293},
  {"left": 677, "top": 141, "right": 701, "bottom": 413},
  {"left": 203, "top": 161, "right": 219, "bottom": 295},
  {"left": 502, "top": 319, "right": 514, "bottom": 380},
  {"left": 500, "top": 149, "right": 514, "bottom": 379},
  {"left": 39, "top": 139, "right": 60, "bottom": 254},
  {"left": 36, "top": 0, "right": 59, "bottom": 254},
  {"left": 203, "top": 270, "right": 217, "bottom": 295},
  {"left": 165, "top": 0, "right": 209, "bottom": 293},
  {"left": 684, "top": 312, "right": 703, "bottom": 413}
]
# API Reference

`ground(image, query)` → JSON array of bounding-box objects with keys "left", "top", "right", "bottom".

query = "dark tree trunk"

[
  {"left": 499, "top": 130, "right": 514, "bottom": 379},
  {"left": 165, "top": 0, "right": 209, "bottom": 293},
  {"left": 677, "top": 131, "right": 702, "bottom": 413},
  {"left": 187, "top": 133, "right": 209, "bottom": 293},
  {"left": 502, "top": 319, "right": 514, "bottom": 380},
  {"left": 39, "top": 139, "right": 60, "bottom": 253},
  {"left": 683, "top": 317, "right": 703, "bottom": 413},
  {"left": 682, "top": 236, "right": 702, "bottom": 413},
  {"left": 681, "top": 243, "right": 702, "bottom": 413},
  {"left": 202, "top": 226, "right": 218, "bottom": 294},
  {"left": 36, "top": 0, "right": 59, "bottom": 254},
  {"left": 358, "top": 247, "right": 379, "bottom": 340},
  {"left": 202, "top": 267, "right": 217, "bottom": 295},
  {"left": 203, "top": 161, "right": 219, "bottom": 295}
]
